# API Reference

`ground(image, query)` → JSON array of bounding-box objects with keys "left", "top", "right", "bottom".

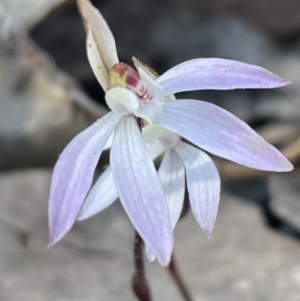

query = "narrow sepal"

[
  {"left": 110, "top": 115, "right": 173, "bottom": 266},
  {"left": 146, "top": 149, "right": 185, "bottom": 262},
  {"left": 155, "top": 100, "right": 293, "bottom": 172},
  {"left": 159, "top": 149, "right": 185, "bottom": 229},
  {"left": 77, "top": 167, "right": 118, "bottom": 221},
  {"left": 175, "top": 142, "right": 220, "bottom": 236},
  {"left": 157, "top": 58, "right": 291, "bottom": 96},
  {"left": 77, "top": 0, "right": 119, "bottom": 86},
  {"left": 48, "top": 112, "right": 120, "bottom": 247}
]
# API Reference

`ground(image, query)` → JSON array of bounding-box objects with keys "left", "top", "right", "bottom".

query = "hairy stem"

[
  {"left": 132, "top": 232, "right": 152, "bottom": 301},
  {"left": 168, "top": 192, "right": 194, "bottom": 301},
  {"left": 168, "top": 254, "right": 194, "bottom": 301}
]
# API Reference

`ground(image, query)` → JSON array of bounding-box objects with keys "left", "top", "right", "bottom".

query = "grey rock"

[
  {"left": 0, "top": 0, "right": 70, "bottom": 31},
  {"left": 150, "top": 11, "right": 275, "bottom": 67},
  {"left": 32, "top": 0, "right": 292, "bottom": 125},
  {"left": 270, "top": 168, "right": 300, "bottom": 230},
  {"left": 0, "top": 10, "right": 107, "bottom": 170},
  {"left": 184, "top": 0, "right": 300, "bottom": 37},
  {"left": 1, "top": 169, "right": 300, "bottom": 300},
  {"left": 228, "top": 0, "right": 300, "bottom": 37},
  {"left": 254, "top": 55, "right": 300, "bottom": 122}
]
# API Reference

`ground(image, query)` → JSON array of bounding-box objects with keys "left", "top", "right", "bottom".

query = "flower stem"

[
  {"left": 131, "top": 177, "right": 193, "bottom": 301},
  {"left": 168, "top": 193, "right": 193, "bottom": 301},
  {"left": 132, "top": 232, "right": 152, "bottom": 301},
  {"left": 168, "top": 254, "right": 194, "bottom": 301}
]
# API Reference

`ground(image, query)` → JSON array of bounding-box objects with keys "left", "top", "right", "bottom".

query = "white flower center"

[
  {"left": 106, "top": 62, "right": 163, "bottom": 121},
  {"left": 143, "top": 124, "right": 180, "bottom": 148}
]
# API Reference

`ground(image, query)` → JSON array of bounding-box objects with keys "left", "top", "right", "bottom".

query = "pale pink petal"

[
  {"left": 79, "top": 136, "right": 165, "bottom": 221},
  {"left": 175, "top": 142, "right": 220, "bottom": 236},
  {"left": 147, "top": 148, "right": 185, "bottom": 262},
  {"left": 79, "top": 137, "right": 165, "bottom": 222},
  {"left": 110, "top": 115, "right": 173, "bottom": 266},
  {"left": 48, "top": 112, "right": 121, "bottom": 247},
  {"left": 77, "top": 0, "right": 119, "bottom": 74},
  {"left": 155, "top": 100, "right": 293, "bottom": 172},
  {"left": 77, "top": 167, "right": 118, "bottom": 221},
  {"left": 157, "top": 58, "right": 291, "bottom": 96}
]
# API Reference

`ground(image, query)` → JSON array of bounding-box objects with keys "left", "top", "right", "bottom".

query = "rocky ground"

[
  {"left": 1, "top": 169, "right": 300, "bottom": 301},
  {"left": 1, "top": 0, "right": 300, "bottom": 300}
]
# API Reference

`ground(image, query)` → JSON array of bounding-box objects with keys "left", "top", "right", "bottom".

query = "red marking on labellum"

[
  {"left": 110, "top": 62, "right": 153, "bottom": 104},
  {"left": 126, "top": 75, "right": 139, "bottom": 87}
]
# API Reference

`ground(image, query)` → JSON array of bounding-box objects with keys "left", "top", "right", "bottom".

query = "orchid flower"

[{"left": 48, "top": 0, "right": 293, "bottom": 266}]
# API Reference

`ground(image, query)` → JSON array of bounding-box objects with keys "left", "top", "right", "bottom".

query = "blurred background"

[{"left": 1, "top": 0, "right": 300, "bottom": 300}]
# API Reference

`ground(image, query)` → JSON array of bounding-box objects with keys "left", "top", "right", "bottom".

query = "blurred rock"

[
  {"left": 2, "top": 0, "right": 299, "bottom": 171},
  {"left": 4, "top": 0, "right": 300, "bottom": 126},
  {"left": 228, "top": 0, "right": 300, "bottom": 37},
  {"left": 0, "top": 170, "right": 132, "bottom": 253},
  {"left": 188, "top": 0, "right": 300, "bottom": 37},
  {"left": 270, "top": 168, "right": 300, "bottom": 230},
  {"left": 0, "top": 0, "right": 70, "bottom": 31},
  {"left": 32, "top": 0, "right": 300, "bottom": 128},
  {"left": 150, "top": 12, "right": 275, "bottom": 67},
  {"left": 1, "top": 169, "right": 300, "bottom": 300},
  {"left": 255, "top": 55, "right": 300, "bottom": 123},
  {"left": 148, "top": 6, "right": 300, "bottom": 125},
  {"left": 257, "top": 122, "right": 300, "bottom": 146},
  {"left": 0, "top": 6, "right": 107, "bottom": 170}
]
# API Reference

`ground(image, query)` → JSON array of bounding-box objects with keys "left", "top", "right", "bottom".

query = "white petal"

[
  {"left": 110, "top": 115, "right": 173, "bottom": 266},
  {"left": 77, "top": 167, "right": 118, "bottom": 221},
  {"left": 175, "top": 142, "right": 220, "bottom": 237},
  {"left": 143, "top": 124, "right": 180, "bottom": 148},
  {"left": 133, "top": 101, "right": 162, "bottom": 123}
]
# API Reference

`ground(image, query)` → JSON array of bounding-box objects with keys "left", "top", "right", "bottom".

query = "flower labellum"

[
  {"left": 48, "top": 0, "right": 293, "bottom": 266},
  {"left": 109, "top": 63, "right": 153, "bottom": 103}
]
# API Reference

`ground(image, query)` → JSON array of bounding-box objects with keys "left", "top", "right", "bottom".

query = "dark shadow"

[{"left": 224, "top": 177, "right": 300, "bottom": 241}]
